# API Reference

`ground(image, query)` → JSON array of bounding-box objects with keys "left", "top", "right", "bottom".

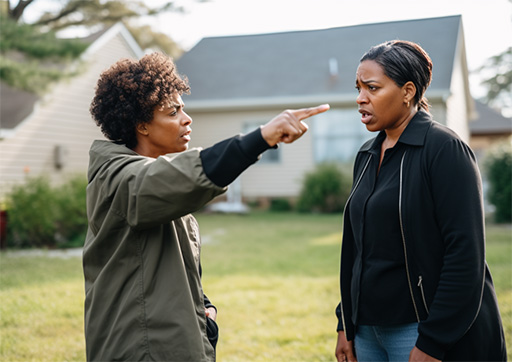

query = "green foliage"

[
  {"left": 125, "top": 23, "right": 183, "bottom": 59},
  {"left": 54, "top": 176, "right": 89, "bottom": 247},
  {"left": 478, "top": 47, "right": 512, "bottom": 114},
  {"left": 296, "top": 163, "right": 351, "bottom": 213},
  {"left": 5, "top": 175, "right": 88, "bottom": 248},
  {"left": 0, "top": 15, "right": 86, "bottom": 94},
  {"left": 0, "top": 56, "right": 64, "bottom": 94},
  {"left": 269, "top": 198, "right": 292, "bottom": 212},
  {"left": 6, "top": 176, "right": 59, "bottom": 248},
  {"left": 0, "top": 16, "right": 87, "bottom": 59},
  {"left": 485, "top": 145, "right": 512, "bottom": 223}
]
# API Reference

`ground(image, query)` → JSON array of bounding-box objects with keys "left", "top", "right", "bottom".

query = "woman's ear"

[
  {"left": 136, "top": 123, "right": 149, "bottom": 136},
  {"left": 403, "top": 81, "right": 417, "bottom": 105}
]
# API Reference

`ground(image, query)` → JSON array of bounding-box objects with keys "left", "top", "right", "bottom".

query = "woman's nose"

[
  {"left": 182, "top": 111, "right": 192, "bottom": 125},
  {"left": 356, "top": 91, "right": 367, "bottom": 104}
]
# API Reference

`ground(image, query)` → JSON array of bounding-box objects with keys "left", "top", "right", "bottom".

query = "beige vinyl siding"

[
  {"left": 444, "top": 33, "right": 471, "bottom": 143},
  {"left": 187, "top": 108, "right": 315, "bottom": 198},
  {"left": 0, "top": 33, "right": 140, "bottom": 196}
]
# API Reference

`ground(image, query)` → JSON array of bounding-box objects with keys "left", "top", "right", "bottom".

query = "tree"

[
  {"left": 2, "top": 0, "right": 208, "bottom": 55},
  {"left": 6, "top": 0, "right": 179, "bottom": 29},
  {"left": 477, "top": 47, "right": 512, "bottom": 115},
  {"left": 126, "top": 23, "right": 184, "bottom": 59}
]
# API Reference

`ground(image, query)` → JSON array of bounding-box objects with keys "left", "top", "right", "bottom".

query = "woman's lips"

[
  {"left": 359, "top": 110, "right": 373, "bottom": 124},
  {"left": 181, "top": 130, "right": 191, "bottom": 142}
]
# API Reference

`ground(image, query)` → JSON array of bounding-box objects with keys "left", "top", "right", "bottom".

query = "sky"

[{"left": 23, "top": 0, "right": 512, "bottom": 100}]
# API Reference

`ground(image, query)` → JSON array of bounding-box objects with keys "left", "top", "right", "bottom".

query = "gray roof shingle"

[
  {"left": 470, "top": 100, "right": 512, "bottom": 135},
  {"left": 176, "top": 15, "right": 462, "bottom": 104}
]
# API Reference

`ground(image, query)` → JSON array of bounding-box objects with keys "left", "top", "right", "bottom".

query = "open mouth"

[
  {"left": 181, "top": 130, "right": 191, "bottom": 141},
  {"left": 359, "top": 110, "right": 372, "bottom": 124}
]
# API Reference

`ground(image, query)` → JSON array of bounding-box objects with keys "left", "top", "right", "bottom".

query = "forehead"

[
  {"left": 356, "top": 60, "right": 386, "bottom": 81},
  {"left": 161, "top": 93, "right": 183, "bottom": 109}
]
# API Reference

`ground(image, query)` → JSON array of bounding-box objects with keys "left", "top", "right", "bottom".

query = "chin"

[{"left": 365, "top": 124, "right": 380, "bottom": 133}]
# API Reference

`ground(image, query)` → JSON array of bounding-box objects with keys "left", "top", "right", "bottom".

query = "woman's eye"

[{"left": 355, "top": 86, "right": 361, "bottom": 93}]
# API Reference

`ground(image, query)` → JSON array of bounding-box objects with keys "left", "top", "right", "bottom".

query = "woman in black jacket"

[{"left": 334, "top": 40, "right": 506, "bottom": 362}]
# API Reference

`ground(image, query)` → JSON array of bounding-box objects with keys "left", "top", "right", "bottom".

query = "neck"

[{"left": 384, "top": 108, "right": 418, "bottom": 146}]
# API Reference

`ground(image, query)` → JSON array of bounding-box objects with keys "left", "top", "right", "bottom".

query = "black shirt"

[{"left": 349, "top": 131, "right": 417, "bottom": 326}]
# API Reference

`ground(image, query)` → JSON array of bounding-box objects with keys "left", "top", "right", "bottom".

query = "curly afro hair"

[{"left": 90, "top": 52, "right": 190, "bottom": 148}]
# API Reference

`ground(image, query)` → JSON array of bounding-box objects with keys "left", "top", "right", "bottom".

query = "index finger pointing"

[{"left": 291, "top": 104, "right": 330, "bottom": 121}]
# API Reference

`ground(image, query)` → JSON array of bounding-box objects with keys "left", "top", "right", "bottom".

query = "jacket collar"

[{"left": 359, "top": 109, "right": 433, "bottom": 152}]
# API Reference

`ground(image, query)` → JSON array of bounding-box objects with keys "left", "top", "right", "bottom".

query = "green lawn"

[{"left": 0, "top": 212, "right": 510, "bottom": 361}]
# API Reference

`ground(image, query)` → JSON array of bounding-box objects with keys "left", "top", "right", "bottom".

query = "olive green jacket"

[{"left": 83, "top": 140, "right": 225, "bottom": 361}]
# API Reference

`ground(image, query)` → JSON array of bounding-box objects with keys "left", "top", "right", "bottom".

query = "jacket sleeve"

[
  {"left": 415, "top": 137, "right": 486, "bottom": 359},
  {"left": 94, "top": 129, "right": 270, "bottom": 230},
  {"left": 200, "top": 127, "right": 273, "bottom": 187}
]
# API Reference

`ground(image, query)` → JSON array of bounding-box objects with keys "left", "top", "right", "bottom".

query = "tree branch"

[
  {"left": 33, "top": 0, "right": 87, "bottom": 27},
  {"left": 9, "top": 0, "right": 36, "bottom": 21}
]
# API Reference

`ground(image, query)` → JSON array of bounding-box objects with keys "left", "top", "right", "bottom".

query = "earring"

[{"left": 407, "top": 101, "right": 410, "bottom": 108}]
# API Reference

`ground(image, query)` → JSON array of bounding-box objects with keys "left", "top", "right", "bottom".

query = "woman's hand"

[
  {"left": 409, "top": 346, "right": 441, "bottom": 361},
  {"left": 261, "top": 104, "right": 330, "bottom": 147},
  {"left": 335, "top": 331, "right": 357, "bottom": 362},
  {"left": 205, "top": 307, "right": 217, "bottom": 321}
]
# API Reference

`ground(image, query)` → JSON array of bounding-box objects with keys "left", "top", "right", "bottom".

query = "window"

[
  {"left": 313, "top": 108, "right": 373, "bottom": 163},
  {"left": 243, "top": 121, "right": 280, "bottom": 163}
]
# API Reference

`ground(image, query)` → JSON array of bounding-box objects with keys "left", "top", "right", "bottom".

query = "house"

[
  {"left": 469, "top": 100, "right": 512, "bottom": 162},
  {"left": 0, "top": 23, "right": 144, "bottom": 197},
  {"left": 176, "top": 15, "right": 474, "bottom": 203}
]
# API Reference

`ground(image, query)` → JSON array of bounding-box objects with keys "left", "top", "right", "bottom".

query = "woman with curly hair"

[{"left": 84, "top": 52, "right": 329, "bottom": 362}]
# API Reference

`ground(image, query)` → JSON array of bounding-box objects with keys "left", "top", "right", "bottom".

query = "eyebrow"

[{"left": 356, "top": 78, "right": 378, "bottom": 85}]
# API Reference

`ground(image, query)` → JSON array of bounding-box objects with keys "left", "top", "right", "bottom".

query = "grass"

[{"left": 0, "top": 212, "right": 510, "bottom": 361}]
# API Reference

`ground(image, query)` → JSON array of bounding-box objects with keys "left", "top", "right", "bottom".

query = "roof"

[
  {"left": 176, "top": 15, "right": 463, "bottom": 109},
  {"left": 470, "top": 100, "right": 512, "bottom": 135},
  {"left": 0, "top": 81, "right": 39, "bottom": 130}
]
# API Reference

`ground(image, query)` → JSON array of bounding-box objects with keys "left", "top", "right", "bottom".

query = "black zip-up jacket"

[{"left": 336, "top": 110, "right": 506, "bottom": 361}]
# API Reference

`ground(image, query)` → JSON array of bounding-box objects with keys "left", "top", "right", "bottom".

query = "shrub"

[
  {"left": 269, "top": 198, "right": 292, "bottom": 212},
  {"left": 485, "top": 145, "right": 512, "bottom": 223},
  {"left": 5, "top": 175, "right": 88, "bottom": 248},
  {"left": 296, "top": 163, "right": 351, "bottom": 213},
  {"left": 6, "top": 176, "right": 59, "bottom": 248},
  {"left": 54, "top": 175, "right": 89, "bottom": 247}
]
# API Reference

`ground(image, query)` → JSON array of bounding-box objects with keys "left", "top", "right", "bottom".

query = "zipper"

[
  {"left": 339, "top": 154, "right": 372, "bottom": 333},
  {"left": 417, "top": 276, "right": 430, "bottom": 314},
  {"left": 398, "top": 150, "right": 421, "bottom": 322}
]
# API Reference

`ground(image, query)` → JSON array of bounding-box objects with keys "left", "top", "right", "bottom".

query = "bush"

[
  {"left": 5, "top": 175, "right": 88, "bottom": 248},
  {"left": 269, "top": 198, "right": 292, "bottom": 212},
  {"left": 296, "top": 163, "right": 351, "bottom": 213},
  {"left": 485, "top": 145, "right": 512, "bottom": 223},
  {"left": 54, "top": 175, "right": 89, "bottom": 247}
]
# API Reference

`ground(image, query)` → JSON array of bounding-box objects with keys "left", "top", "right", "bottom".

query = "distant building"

[
  {"left": 177, "top": 15, "right": 475, "bottom": 201},
  {"left": 469, "top": 100, "right": 512, "bottom": 162},
  {"left": 2, "top": 16, "right": 494, "bottom": 205}
]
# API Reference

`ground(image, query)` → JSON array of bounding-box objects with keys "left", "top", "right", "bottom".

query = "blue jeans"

[{"left": 354, "top": 323, "right": 419, "bottom": 362}]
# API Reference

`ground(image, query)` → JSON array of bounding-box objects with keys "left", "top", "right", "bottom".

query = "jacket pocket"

[{"left": 418, "top": 276, "right": 430, "bottom": 315}]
